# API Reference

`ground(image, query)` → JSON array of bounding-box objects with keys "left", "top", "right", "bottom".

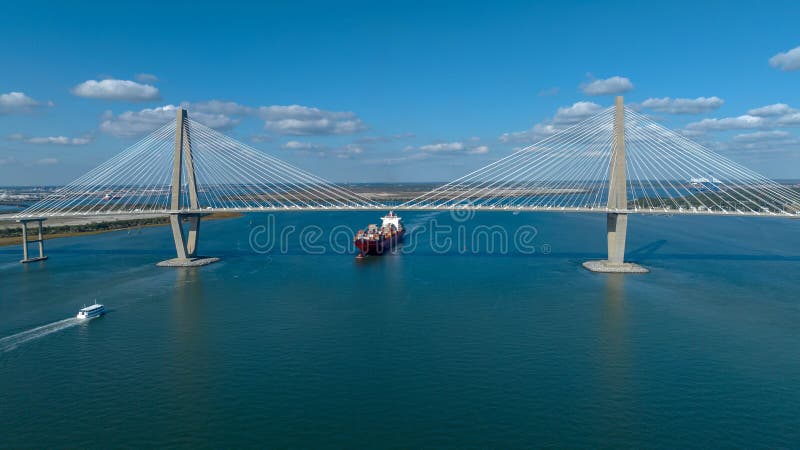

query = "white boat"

[{"left": 76, "top": 303, "right": 105, "bottom": 320}]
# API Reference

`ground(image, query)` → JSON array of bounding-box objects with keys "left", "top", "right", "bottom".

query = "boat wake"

[
  {"left": 404, "top": 210, "right": 445, "bottom": 233},
  {"left": 0, "top": 318, "right": 79, "bottom": 353}
]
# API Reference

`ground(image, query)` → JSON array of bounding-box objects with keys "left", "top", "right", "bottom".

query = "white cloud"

[
  {"left": 407, "top": 141, "right": 488, "bottom": 156},
  {"left": 732, "top": 130, "right": 791, "bottom": 142},
  {"left": 499, "top": 101, "right": 603, "bottom": 143},
  {"left": 552, "top": 102, "right": 604, "bottom": 125},
  {"left": 777, "top": 112, "right": 800, "bottom": 126},
  {"left": 0, "top": 91, "right": 48, "bottom": 114},
  {"left": 259, "top": 105, "right": 367, "bottom": 135},
  {"left": 0, "top": 92, "right": 38, "bottom": 108},
  {"left": 640, "top": 96, "right": 724, "bottom": 114},
  {"left": 31, "top": 136, "right": 91, "bottom": 145},
  {"left": 184, "top": 100, "right": 254, "bottom": 116},
  {"left": 683, "top": 102, "right": 800, "bottom": 138},
  {"left": 98, "top": 101, "right": 365, "bottom": 137},
  {"left": 279, "top": 141, "right": 365, "bottom": 159},
  {"left": 100, "top": 106, "right": 171, "bottom": 136},
  {"left": 100, "top": 105, "right": 238, "bottom": 137},
  {"left": 685, "top": 115, "right": 766, "bottom": 132},
  {"left": 420, "top": 142, "right": 465, "bottom": 152},
  {"left": 101, "top": 102, "right": 369, "bottom": 138},
  {"left": 135, "top": 73, "right": 159, "bottom": 83},
  {"left": 499, "top": 127, "right": 545, "bottom": 144},
  {"left": 8, "top": 133, "right": 91, "bottom": 145},
  {"left": 369, "top": 151, "right": 432, "bottom": 165},
  {"left": 580, "top": 76, "right": 633, "bottom": 96},
  {"left": 355, "top": 133, "right": 415, "bottom": 144},
  {"left": 35, "top": 158, "right": 59, "bottom": 165},
  {"left": 747, "top": 103, "right": 796, "bottom": 117},
  {"left": 769, "top": 45, "right": 800, "bottom": 71},
  {"left": 250, "top": 134, "right": 272, "bottom": 143},
  {"left": 282, "top": 140, "right": 319, "bottom": 150},
  {"left": 335, "top": 144, "right": 364, "bottom": 159},
  {"left": 725, "top": 130, "right": 800, "bottom": 154},
  {"left": 71, "top": 79, "right": 160, "bottom": 102}
]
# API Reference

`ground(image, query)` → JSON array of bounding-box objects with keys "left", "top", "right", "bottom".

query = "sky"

[{"left": 1, "top": 0, "right": 800, "bottom": 185}]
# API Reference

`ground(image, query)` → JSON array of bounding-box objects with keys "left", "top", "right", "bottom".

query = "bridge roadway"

[{"left": 6, "top": 205, "right": 800, "bottom": 221}]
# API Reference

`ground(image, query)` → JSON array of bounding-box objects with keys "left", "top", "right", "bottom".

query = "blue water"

[{"left": 1, "top": 211, "right": 799, "bottom": 448}]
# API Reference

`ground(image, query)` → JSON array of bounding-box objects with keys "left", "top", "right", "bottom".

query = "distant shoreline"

[{"left": 0, "top": 212, "right": 242, "bottom": 248}]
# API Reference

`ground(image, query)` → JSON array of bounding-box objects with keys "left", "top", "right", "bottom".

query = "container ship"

[{"left": 354, "top": 211, "right": 404, "bottom": 258}]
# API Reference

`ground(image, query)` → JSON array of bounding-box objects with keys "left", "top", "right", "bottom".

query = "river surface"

[{"left": 1, "top": 211, "right": 799, "bottom": 448}]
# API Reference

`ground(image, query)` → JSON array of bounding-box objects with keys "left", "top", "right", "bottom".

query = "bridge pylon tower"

[
  {"left": 583, "top": 96, "right": 648, "bottom": 273},
  {"left": 157, "top": 108, "right": 219, "bottom": 267}
]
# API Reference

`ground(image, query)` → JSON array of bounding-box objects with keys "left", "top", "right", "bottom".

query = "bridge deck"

[{"left": 8, "top": 206, "right": 799, "bottom": 221}]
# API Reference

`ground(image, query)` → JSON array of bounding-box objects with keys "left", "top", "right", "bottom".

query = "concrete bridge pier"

[
  {"left": 157, "top": 213, "right": 218, "bottom": 267},
  {"left": 583, "top": 96, "right": 648, "bottom": 273},
  {"left": 607, "top": 212, "right": 627, "bottom": 264},
  {"left": 584, "top": 211, "right": 647, "bottom": 273},
  {"left": 157, "top": 107, "right": 219, "bottom": 267},
  {"left": 17, "top": 218, "right": 48, "bottom": 263}
]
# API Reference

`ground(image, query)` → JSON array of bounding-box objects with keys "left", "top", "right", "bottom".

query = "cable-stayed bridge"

[{"left": 11, "top": 97, "right": 800, "bottom": 271}]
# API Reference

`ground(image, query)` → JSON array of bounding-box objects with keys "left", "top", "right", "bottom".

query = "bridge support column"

[
  {"left": 158, "top": 213, "right": 217, "bottom": 266},
  {"left": 18, "top": 218, "right": 48, "bottom": 263},
  {"left": 169, "top": 213, "right": 201, "bottom": 259},
  {"left": 607, "top": 212, "right": 627, "bottom": 265},
  {"left": 583, "top": 96, "right": 648, "bottom": 273},
  {"left": 157, "top": 107, "right": 219, "bottom": 267}
]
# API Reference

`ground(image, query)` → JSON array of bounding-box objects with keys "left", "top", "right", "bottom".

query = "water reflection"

[
  {"left": 172, "top": 267, "right": 207, "bottom": 346},
  {"left": 167, "top": 268, "right": 213, "bottom": 431},
  {"left": 597, "top": 274, "right": 634, "bottom": 438}
]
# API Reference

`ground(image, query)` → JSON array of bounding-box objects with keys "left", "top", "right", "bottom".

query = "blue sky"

[{"left": 2, "top": 0, "right": 800, "bottom": 184}]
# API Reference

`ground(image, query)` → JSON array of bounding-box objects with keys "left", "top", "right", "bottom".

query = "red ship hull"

[{"left": 354, "top": 229, "right": 405, "bottom": 256}]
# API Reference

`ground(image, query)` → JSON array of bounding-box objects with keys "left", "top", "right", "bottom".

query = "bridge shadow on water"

[
  {"left": 5, "top": 245, "right": 800, "bottom": 263},
  {"left": 552, "top": 238, "right": 800, "bottom": 263},
  {"left": 628, "top": 239, "right": 669, "bottom": 259}
]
